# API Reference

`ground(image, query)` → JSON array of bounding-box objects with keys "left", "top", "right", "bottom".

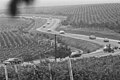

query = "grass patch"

[
  {"left": 56, "top": 26, "right": 120, "bottom": 40},
  {"left": 59, "top": 36, "right": 102, "bottom": 54},
  {"left": 37, "top": 31, "right": 102, "bottom": 54}
]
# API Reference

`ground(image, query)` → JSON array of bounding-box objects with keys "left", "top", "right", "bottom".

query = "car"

[
  {"left": 103, "top": 44, "right": 114, "bottom": 53},
  {"left": 3, "top": 58, "right": 22, "bottom": 65},
  {"left": 5, "top": 58, "right": 21, "bottom": 62},
  {"left": 89, "top": 35, "right": 96, "bottom": 40},
  {"left": 47, "top": 29, "right": 51, "bottom": 32},
  {"left": 43, "top": 26, "right": 46, "bottom": 28},
  {"left": 118, "top": 41, "right": 120, "bottom": 44},
  {"left": 70, "top": 51, "right": 82, "bottom": 58},
  {"left": 47, "top": 22, "right": 50, "bottom": 24},
  {"left": 59, "top": 30, "right": 65, "bottom": 34},
  {"left": 104, "top": 38, "right": 109, "bottom": 42}
]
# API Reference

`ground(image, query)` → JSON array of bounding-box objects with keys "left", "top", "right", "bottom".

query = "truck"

[{"left": 103, "top": 44, "right": 114, "bottom": 53}]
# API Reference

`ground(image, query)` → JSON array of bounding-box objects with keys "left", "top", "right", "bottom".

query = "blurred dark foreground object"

[{"left": 8, "top": 0, "right": 35, "bottom": 16}]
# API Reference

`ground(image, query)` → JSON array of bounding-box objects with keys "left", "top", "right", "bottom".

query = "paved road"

[
  {"left": 38, "top": 19, "right": 120, "bottom": 46},
  {"left": 1, "top": 16, "right": 120, "bottom": 66},
  {"left": 36, "top": 18, "right": 120, "bottom": 60}
]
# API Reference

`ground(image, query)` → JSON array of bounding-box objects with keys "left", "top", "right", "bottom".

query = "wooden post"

[
  {"left": 14, "top": 65, "right": 18, "bottom": 73},
  {"left": 48, "top": 63, "right": 52, "bottom": 80},
  {"left": 4, "top": 65, "right": 8, "bottom": 80},
  {"left": 14, "top": 65, "right": 20, "bottom": 80},
  {"left": 68, "top": 57, "right": 74, "bottom": 80}
]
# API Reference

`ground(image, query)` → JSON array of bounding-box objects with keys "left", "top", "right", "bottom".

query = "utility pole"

[{"left": 55, "top": 34, "right": 57, "bottom": 61}]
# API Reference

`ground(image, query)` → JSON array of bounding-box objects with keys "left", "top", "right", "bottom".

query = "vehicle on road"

[
  {"left": 70, "top": 50, "right": 82, "bottom": 58},
  {"left": 43, "top": 25, "right": 46, "bottom": 28},
  {"left": 113, "top": 46, "right": 119, "bottom": 50},
  {"left": 104, "top": 38, "right": 109, "bottom": 42},
  {"left": 89, "top": 35, "right": 96, "bottom": 40},
  {"left": 3, "top": 58, "right": 22, "bottom": 64},
  {"left": 59, "top": 30, "right": 65, "bottom": 34},
  {"left": 47, "top": 22, "right": 50, "bottom": 24},
  {"left": 103, "top": 44, "right": 114, "bottom": 53},
  {"left": 118, "top": 41, "right": 120, "bottom": 44},
  {"left": 47, "top": 29, "right": 51, "bottom": 32}
]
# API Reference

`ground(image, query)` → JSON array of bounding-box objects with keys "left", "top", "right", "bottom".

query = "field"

[
  {"left": 28, "top": 18, "right": 47, "bottom": 31},
  {"left": 22, "top": 3, "right": 120, "bottom": 23},
  {"left": 0, "top": 16, "right": 47, "bottom": 32},
  {"left": 56, "top": 26, "right": 120, "bottom": 40},
  {"left": 0, "top": 16, "right": 51, "bottom": 61},
  {"left": 0, "top": 3, "right": 120, "bottom": 80},
  {"left": 0, "top": 17, "right": 33, "bottom": 31},
  {"left": 0, "top": 12, "right": 103, "bottom": 60},
  {"left": 38, "top": 32, "right": 102, "bottom": 54},
  {"left": 0, "top": 55, "right": 120, "bottom": 80},
  {"left": 0, "top": 16, "right": 74, "bottom": 61},
  {"left": 0, "top": 3, "right": 119, "bottom": 80},
  {"left": 0, "top": 31, "right": 54, "bottom": 61},
  {"left": 21, "top": 3, "right": 120, "bottom": 38},
  {"left": 58, "top": 36, "right": 102, "bottom": 53}
]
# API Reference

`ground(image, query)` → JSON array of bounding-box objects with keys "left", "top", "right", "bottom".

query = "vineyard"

[
  {"left": 0, "top": 55, "right": 120, "bottom": 80},
  {"left": 22, "top": 3, "right": 120, "bottom": 23},
  {"left": 21, "top": 3, "right": 120, "bottom": 33},
  {"left": 0, "top": 13, "right": 102, "bottom": 60},
  {"left": 0, "top": 17, "right": 33, "bottom": 31},
  {"left": 28, "top": 18, "right": 47, "bottom": 31},
  {"left": 0, "top": 31, "right": 54, "bottom": 60},
  {"left": 0, "top": 15, "right": 77, "bottom": 61},
  {"left": 0, "top": 16, "right": 47, "bottom": 32},
  {"left": 0, "top": 3, "right": 120, "bottom": 80},
  {"left": 38, "top": 32, "right": 102, "bottom": 54},
  {"left": 0, "top": 16, "right": 50, "bottom": 61}
]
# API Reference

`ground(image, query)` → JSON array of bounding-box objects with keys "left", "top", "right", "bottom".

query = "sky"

[
  {"left": 36, "top": 0, "right": 120, "bottom": 6},
  {"left": 0, "top": 0, "right": 120, "bottom": 9}
]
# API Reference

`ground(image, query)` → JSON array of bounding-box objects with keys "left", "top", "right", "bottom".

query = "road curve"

[
  {"left": 36, "top": 18, "right": 120, "bottom": 60},
  {"left": 37, "top": 19, "right": 120, "bottom": 46},
  {"left": 1, "top": 15, "right": 120, "bottom": 66}
]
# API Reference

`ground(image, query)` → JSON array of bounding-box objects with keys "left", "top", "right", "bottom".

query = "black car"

[
  {"left": 43, "top": 26, "right": 46, "bottom": 28},
  {"left": 118, "top": 41, "right": 120, "bottom": 44}
]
